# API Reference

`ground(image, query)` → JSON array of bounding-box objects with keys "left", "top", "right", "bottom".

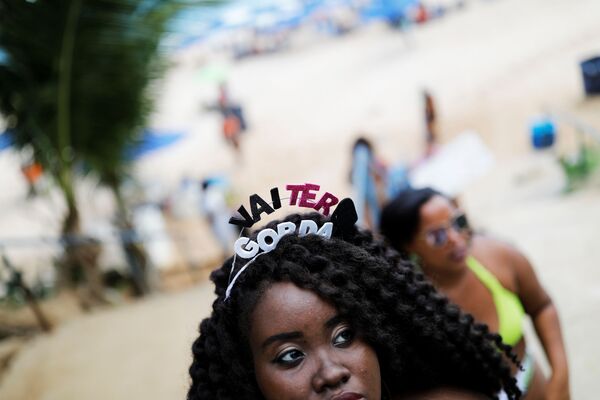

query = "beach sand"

[{"left": 1, "top": 0, "right": 600, "bottom": 398}]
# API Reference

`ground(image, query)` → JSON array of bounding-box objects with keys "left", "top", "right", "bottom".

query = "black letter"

[
  {"left": 229, "top": 205, "right": 254, "bottom": 228},
  {"left": 250, "top": 194, "right": 274, "bottom": 222},
  {"left": 270, "top": 187, "right": 281, "bottom": 210}
]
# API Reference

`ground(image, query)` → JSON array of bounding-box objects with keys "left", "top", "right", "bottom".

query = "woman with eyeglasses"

[{"left": 380, "top": 188, "right": 570, "bottom": 400}]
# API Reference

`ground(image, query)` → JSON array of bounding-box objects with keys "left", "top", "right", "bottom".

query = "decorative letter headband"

[{"left": 225, "top": 183, "right": 358, "bottom": 300}]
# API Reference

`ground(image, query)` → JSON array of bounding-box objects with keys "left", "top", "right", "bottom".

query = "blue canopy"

[
  {"left": 0, "top": 130, "right": 13, "bottom": 151},
  {"left": 360, "top": 0, "right": 418, "bottom": 21},
  {"left": 1, "top": 129, "right": 184, "bottom": 159},
  {"left": 125, "top": 130, "right": 185, "bottom": 160}
]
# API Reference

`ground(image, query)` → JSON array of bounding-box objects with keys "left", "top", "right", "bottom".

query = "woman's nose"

[
  {"left": 311, "top": 352, "right": 351, "bottom": 393},
  {"left": 448, "top": 226, "right": 466, "bottom": 245}
]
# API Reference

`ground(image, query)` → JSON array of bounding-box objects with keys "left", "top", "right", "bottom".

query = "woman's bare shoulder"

[
  {"left": 397, "top": 388, "right": 489, "bottom": 400},
  {"left": 471, "top": 234, "right": 524, "bottom": 266}
]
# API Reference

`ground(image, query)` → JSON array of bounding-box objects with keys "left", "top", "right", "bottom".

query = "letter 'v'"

[{"left": 229, "top": 205, "right": 254, "bottom": 227}]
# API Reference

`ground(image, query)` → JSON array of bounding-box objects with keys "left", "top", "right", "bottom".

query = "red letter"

[
  {"left": 314, "top": 192, "right": 339, "bottom": 216},
  {"left": 286, "top": 184, "right": 304, "bottom": 206},
  {"left": 299, "top": 183, "right": 320, "bottom": 208}
]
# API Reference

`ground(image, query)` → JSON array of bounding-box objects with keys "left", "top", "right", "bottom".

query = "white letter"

[
  {"left": 277, "top": 221, "right": 296, "bottom": 238},
  {"left": 234, "top": 237, "right": 260, "bottom": 258},
  {"left": 257, "top": 228, "right": 280, "bottom": 252},
  {"left": 316, "top": 222, "right": 333, "bottom": 239},
  {"left": 298, "top": 220, "right": 318, "bottom": 236}
]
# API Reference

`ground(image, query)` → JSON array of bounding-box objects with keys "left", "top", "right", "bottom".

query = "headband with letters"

[{"left": 225, "top": 183, "right": 358, "bottom": 300}]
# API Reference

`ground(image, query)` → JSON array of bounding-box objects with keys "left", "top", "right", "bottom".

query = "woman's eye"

[
  {"left": 333, "top": 327, "right": 355, "bottom": 347},
  {"left": 275, "top": 349, "right": 304, "bottom": 366}
]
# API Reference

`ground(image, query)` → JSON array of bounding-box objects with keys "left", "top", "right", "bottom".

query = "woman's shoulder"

[
  {"left": 471, "top": 234, "right": 524, "bottom": 266},
  {"left": 398, "top": 388, "right": 489, "bottom": 400},
  {"left": 470, "top": 234, "right": 527, "bottom": 288}
]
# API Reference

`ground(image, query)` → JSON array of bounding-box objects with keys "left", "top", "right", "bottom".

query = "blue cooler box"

[
  {"left": 530, "top": 118, "right": 556, "bottom": 150},
  {"left": 580, "top": 56, "right": 600, "bottom": 95}
]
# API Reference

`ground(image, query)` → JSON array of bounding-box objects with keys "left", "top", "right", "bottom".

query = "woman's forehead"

[
  {"left": 249, "top": 282, "right": 336, "bottom": 340},
  {"left": 420, "top": 196, "right": 454, "bottom": 224}
]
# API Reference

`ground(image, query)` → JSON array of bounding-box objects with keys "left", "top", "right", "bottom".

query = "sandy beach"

[{"left": 1, "top": 0, "right": 600, "bottom": 398}]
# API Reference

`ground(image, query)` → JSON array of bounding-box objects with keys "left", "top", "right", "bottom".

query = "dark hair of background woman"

[
  {"left": 380, "top": 187, "right": 441, "bottom": 251},
  {"left": 187, "top": 212, "right": 520, "bottom": 399}
]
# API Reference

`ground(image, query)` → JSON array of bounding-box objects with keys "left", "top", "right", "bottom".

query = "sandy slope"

[
  {"left": 2, "top": 0, "right": 600, "bottom": 398},
  {"left": 0, "top": 285, "right": 214, "bottom": 400}
]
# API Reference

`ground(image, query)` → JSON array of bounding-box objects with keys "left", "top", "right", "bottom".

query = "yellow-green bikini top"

[{"left": 466, "top": 256, "right": 525, "bottom": 346}]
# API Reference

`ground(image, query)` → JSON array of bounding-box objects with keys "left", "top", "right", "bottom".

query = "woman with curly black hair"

[{"left": 188, "top": 204, "right": 521, "bottom": 399}]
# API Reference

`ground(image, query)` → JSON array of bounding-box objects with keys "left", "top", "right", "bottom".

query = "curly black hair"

[{"left": 188, "top": 212, "right": 520, "bottom": 399}]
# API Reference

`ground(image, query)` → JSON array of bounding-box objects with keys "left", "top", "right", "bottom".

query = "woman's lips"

[
  {"left": 449, "top": 246, "right": 467, "bottom": 262},
  {"left": 330, "top": 392, "right": 365, "bottom": 400}
]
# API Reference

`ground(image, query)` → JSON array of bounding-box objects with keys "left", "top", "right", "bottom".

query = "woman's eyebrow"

[
  {"left": 325, "top": 314, "right": 344, "bottom": 329},
  {"left": 262, "top": 331, "right": 303, "bottom": 349}
]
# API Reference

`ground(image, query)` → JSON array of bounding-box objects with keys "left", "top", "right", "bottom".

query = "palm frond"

[{"left": 0, "top": 0, "right": 219, "bottom": 186}]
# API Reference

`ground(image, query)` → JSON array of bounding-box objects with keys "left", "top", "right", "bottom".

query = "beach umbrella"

[
  {"left": 173, "top": 18, "right": 224, "bottom": 50},
  {"left": 361, "top": 0, "right": 418, "bottom": 21},
  {"left": 255, "top": 5, "right": 306, "bottom": 32},
  {"left": 220, "top": 6, "right": 254, "bottom": 30},
  {"left": 0, "top": 130, "right": 13, "bottom": 151},
  {"left": 125, "top": 130, "right": 185, "bottom": 161}
]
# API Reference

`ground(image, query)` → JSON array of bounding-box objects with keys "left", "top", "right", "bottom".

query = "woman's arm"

[{"left": 508, "top": 246, "right": 570, "bottom": 400}]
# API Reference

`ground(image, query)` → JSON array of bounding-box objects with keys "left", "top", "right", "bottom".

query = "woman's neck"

[{"left": 425, "top": 264, "right": 470, "bottom": 292}]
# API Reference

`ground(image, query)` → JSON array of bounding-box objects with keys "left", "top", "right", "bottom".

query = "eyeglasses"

[{"left": 422, "top": 213, "right": 470, "bottom": 247}]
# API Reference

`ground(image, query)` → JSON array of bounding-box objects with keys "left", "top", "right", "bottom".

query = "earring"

[
  {"left": 382, "top": 379, "right": 393, "bottom": 400},
  {"left": 409, "top": 252, "right": 421, "bottom": 265},
  {"left": 408, "top": 253, "right": 425, "bottom": 274}
]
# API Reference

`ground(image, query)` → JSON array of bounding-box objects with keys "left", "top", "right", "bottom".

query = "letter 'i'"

[{"left": 271, "top": 187, "right": 281, "bottom": 210}]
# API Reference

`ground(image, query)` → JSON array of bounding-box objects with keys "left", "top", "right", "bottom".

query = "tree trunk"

[
  {"left": 59, "top": 191, "right": 107, "bottom": 309},
  {"left": 110, "top": 180, "right": 151, "bottom": 297},
  {"left": 1, "top": 254, "right": 53, "bottom": 333}
]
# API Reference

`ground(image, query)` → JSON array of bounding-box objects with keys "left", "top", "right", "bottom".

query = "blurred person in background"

[
  {"left": 349, "top": 137, "right": 388, "bottom": 230},
  {"left": 222, "top": 109, "right": 242, "bottom": 155},
  {"left": 201, "top": 177, "right": 237, "bottom": 259},
  {"left": 218, "top": 82, "right": 248, "bottom": 132},
  {"left": 219, "top": 83, "right": 241, "bottom": 156},
  {"left": 206, "top": 82, "right": 247, "bottom": 158},
  {"left": 380, "top": 187, "right": 570, "bottom": 400},
  {"left": 413, "top": 2, "right": 429, "bottom": 24},
  {"left": 422, "top": 90, "right": 438, "bottom": 158},
  {"left": 20, "top": 160, "right": 44, "bottom": 198}
]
